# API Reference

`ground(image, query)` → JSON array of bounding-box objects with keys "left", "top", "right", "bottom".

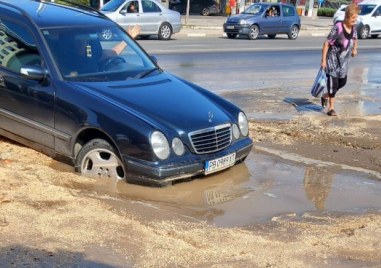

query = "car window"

[
  {"left": 244, "top": 4, "right": 265, "bottom": 15},
  {"left": 359, "top": 4, "right": 377, "bottom": 15},
  {"left": 267, "top": 5, "right": 280, "bottom": 16},
  {"left": 101, "top": 0, "right": 125, "bottom": 11},
  {"left": 126, "top": 1, "right": 139, "bottom": 13},
  {"left": 142, "top": 0, "right": 161, "bottom": 13},
  {"left": 0, "top": 19, "right": 42, "bottom": 73},
  {"left": 374, "top": 6, "right": 381, "bottom": 16},
  {"left": 282, "top": 6, "right": 295, "bottom": 17},
  {"left": 42, "top": 25, "right": 157, "bottom": 81}
]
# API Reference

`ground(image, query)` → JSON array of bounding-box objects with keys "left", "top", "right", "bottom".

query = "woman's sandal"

[{"left": 327, "top": 109, "right": 337, "bottom": 116}]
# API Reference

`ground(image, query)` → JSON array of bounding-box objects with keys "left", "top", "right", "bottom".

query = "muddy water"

[{"left": 52, "top": 149, "right": 381, "bottom": 228}]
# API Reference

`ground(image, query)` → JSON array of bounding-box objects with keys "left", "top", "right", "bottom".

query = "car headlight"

[
  {"left": 240, "top": 19, "right": 248, "bottom": 25},
  {"left": 232, "top": 124, "right": 240, "bottom": 139},
  {"left": 150, "top": 131, "right": 170, "bottom": 160},
  {"left": 172, "top": 137, "right": 185, "bottom": 156},
  {"left": 238, "top": 112, "right": 249, "bottom": 136}
]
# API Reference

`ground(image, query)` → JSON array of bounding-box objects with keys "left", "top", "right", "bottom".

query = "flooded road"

[{"left": 52, "top": 148, "right": 381, "bottom": 228}]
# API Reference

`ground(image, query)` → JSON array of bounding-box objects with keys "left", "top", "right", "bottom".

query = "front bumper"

[
  {"left": 124, "top": 137, "right": 253, "bottom": 186},
  {"left": 223, "top": 23, "right": 251, "bottom": 35}
]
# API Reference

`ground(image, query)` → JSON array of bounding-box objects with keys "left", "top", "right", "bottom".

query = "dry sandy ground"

[{"left": 1, "top": 114, "right": 381, "bottom": 267}]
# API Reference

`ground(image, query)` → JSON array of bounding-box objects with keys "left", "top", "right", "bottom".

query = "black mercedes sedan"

[{"left": 0, "top": 0, "right": 253, "bottom": 186}]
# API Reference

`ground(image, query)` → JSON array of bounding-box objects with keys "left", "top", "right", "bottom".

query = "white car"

[
  {"left": 333, "top": 4, "right": 346, "bottom": 24},
  {"left": 333, "top": 1, "right": 381, "bottom": 39},
  {"left": 101, "top": 0, "right": 182, "bottom": 40}
]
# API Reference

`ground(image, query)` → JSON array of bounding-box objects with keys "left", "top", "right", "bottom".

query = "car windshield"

[
  {"left": 101, "top": 0, "right": 125, "bottom": 12},
  {"left": 243, "top": 4, "right": 266, "bottom": 15},
  {"left": 359, "top": 4, "right": 377, "bottom": 15},
  {"left": 42, "top": 25, "right": 158, "bottom": 82}
]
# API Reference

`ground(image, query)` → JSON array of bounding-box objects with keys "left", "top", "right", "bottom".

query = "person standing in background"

[
  {"left": 320, "top": 3, "right": 359, "bottom": 116},
  {"left": 230, "top": 0, "right": 236, "bottom": 15}
]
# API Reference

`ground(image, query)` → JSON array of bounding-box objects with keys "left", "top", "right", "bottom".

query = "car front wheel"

[
  {"left": 158, "top": 22, "right": 172, "bottom": 40},
  {"left": 76, "top": 139, "right": 126, "bottom": 181},
  {"left": 248, "top": 25, "right": 259, "bottom": 40},
  {"left": 288, "top": 25, "right": 299, "bottom": 40},
  {"left": 202, "top": 8, "right": 210, "bottom": 16},
  {"left": 358, "top": 25, "right": 369, "bottom": 39}
]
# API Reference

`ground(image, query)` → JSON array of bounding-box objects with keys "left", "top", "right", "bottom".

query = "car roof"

[{"left": 0, "top": 0, "right": 114, "bottom": 28}]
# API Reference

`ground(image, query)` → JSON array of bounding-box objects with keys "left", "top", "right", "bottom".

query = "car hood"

[
  {"left": 226, "top": 13, "right": 260, "bottom": 23},
  {"left": 76, "top": 73, "right": 234, "bottom": 133}
]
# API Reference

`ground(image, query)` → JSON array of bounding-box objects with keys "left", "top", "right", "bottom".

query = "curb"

[{"left": 178, "top": 25, "right": 329, "bottom": 37}]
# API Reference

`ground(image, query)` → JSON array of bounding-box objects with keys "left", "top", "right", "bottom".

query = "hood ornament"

[{"left": 208, "top": 111, "right": 214, "bottom": 123}]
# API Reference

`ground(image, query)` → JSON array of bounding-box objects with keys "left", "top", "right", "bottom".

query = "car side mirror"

[
  {"left": 120, "top": 9, "right": 127, "bottom": 15},
  {"left": 20, "top": 65, "right": 47, "bottom": 81}
]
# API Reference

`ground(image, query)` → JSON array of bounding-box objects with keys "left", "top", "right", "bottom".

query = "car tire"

[
  {"left": 358, "top": 25, "right": 369, "bottom": 39},
  {"left": 201, "top": 8, "right": 210, "bottom": 16},
  {"left": 227, "top": 33, "right": 237, "bottom": 39},
  {"left": 248, "top": 25, "right": 259, "bottom": 40},
  {"left": 371, "top": 34, "right": 378, "bottom": 39},
  {"left": 158, "top": 22, "right": 172, "bottom": 40},
  {"left": 76, "top": 138, "right": 126, "bottom": 181},
  {"left": 287, "top": 25, "right": 299, "bottom": 40},
  {"left": 267, "top": 34, "right": 276, "bottom": 39}
]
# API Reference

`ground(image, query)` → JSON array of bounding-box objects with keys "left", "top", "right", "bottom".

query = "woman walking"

[{"left": 321, "top": 4, "right": 359, "bottom": 116}]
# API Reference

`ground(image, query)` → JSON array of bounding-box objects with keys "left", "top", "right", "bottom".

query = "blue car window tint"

[
  {"left": 360, "top": 4, "right": 376, "bottom": 15},
  {"left": 42, "top": 26, "right": 156, "bottom": 81},
  {"left": 142, "top": 0, "right": 161, "bottom": 12},
  {"left": 0, "top": 19, "right": 41, "bottom": 73}
]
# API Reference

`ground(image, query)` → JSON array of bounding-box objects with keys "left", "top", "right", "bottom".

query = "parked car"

[
  {"left": 169, "top": 0, "right": 220, "bottom": 16},
  {"left": 100, "top": 0, "right": 181, "bottom": 40},
  {"left": 333, "top": 4, "right": 347, "bottom": 24},
  {"left": 0, "top": 0, "right": 253, "bottom": 186},
  {"left": 332, "top": 1, "right": 381, "bottom": 39},
  {"left": 223, "top": 3, "right": 301, "bottom": 40}
]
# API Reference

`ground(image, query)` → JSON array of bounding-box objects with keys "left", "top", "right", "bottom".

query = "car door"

[
  {"left": 0, "top": 18, "right": 55, "bottom": 149},
  {"left": 280, "top": 5, "right": 297, "bottom": 33},
  {"left": 371, "top": 5, "right": 381, "bottom": 33},
  {"left": 261, "top": 5, "right": 281, "bottom": 34},
  {"left": 140, "top": 0, "right": 163, "bottom": 33}
]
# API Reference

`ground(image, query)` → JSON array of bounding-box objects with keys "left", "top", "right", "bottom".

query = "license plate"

[
  {"left": 226, "top": 25, "right": 235, "bottom": 29},
  {"left": 204, "top": 153, "right": 236, "bottom": 175}
]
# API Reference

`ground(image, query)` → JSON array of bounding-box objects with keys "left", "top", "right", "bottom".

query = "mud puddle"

[{"left": 52, "top": 149, "right": 381, "bottom": 228}]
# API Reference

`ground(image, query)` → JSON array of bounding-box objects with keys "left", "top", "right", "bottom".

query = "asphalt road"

[{"left": 138, "top": 35, "right": 381, "bottom": 54}]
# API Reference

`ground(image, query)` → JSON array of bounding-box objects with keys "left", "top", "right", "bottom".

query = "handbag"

[{"left": 310, "top": 67, "right": 327, "bottom": 98}]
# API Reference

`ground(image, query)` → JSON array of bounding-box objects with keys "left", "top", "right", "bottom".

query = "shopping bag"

[{"left": 310, "top": 67, "right": 327, "bottom": 98}]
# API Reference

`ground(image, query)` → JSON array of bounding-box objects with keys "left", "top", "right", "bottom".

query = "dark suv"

[
  {"left": 0, "top": 0, "right": 252, "bottom": 186},
  {"left": 169, "top": 0, "right": 220, "bottom": 16}
]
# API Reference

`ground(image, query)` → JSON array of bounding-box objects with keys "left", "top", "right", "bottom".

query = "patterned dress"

[{"left": 325, "top": 21, "right": 357, "bottom": 78}]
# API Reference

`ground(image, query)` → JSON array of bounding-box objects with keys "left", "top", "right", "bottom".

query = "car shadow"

[
  {"left": 283, "top": 97, "right": 323, "bottom": 113},
  {"left": 220, "top": 35, "right": 292, "bottom": 40}
]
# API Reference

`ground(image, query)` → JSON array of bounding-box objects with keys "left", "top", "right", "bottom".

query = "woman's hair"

[{"left": 345, "top": 3, "right": 360, "bottom": 20}]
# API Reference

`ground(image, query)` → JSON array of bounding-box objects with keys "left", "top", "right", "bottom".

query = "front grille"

[{"left": 189, "top": 124, "right": 232, "bottom": 154}]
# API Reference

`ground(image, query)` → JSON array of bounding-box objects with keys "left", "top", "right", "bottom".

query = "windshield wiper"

[{"left": 135, "top": 67, "right": 159, "bottom": 79}]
